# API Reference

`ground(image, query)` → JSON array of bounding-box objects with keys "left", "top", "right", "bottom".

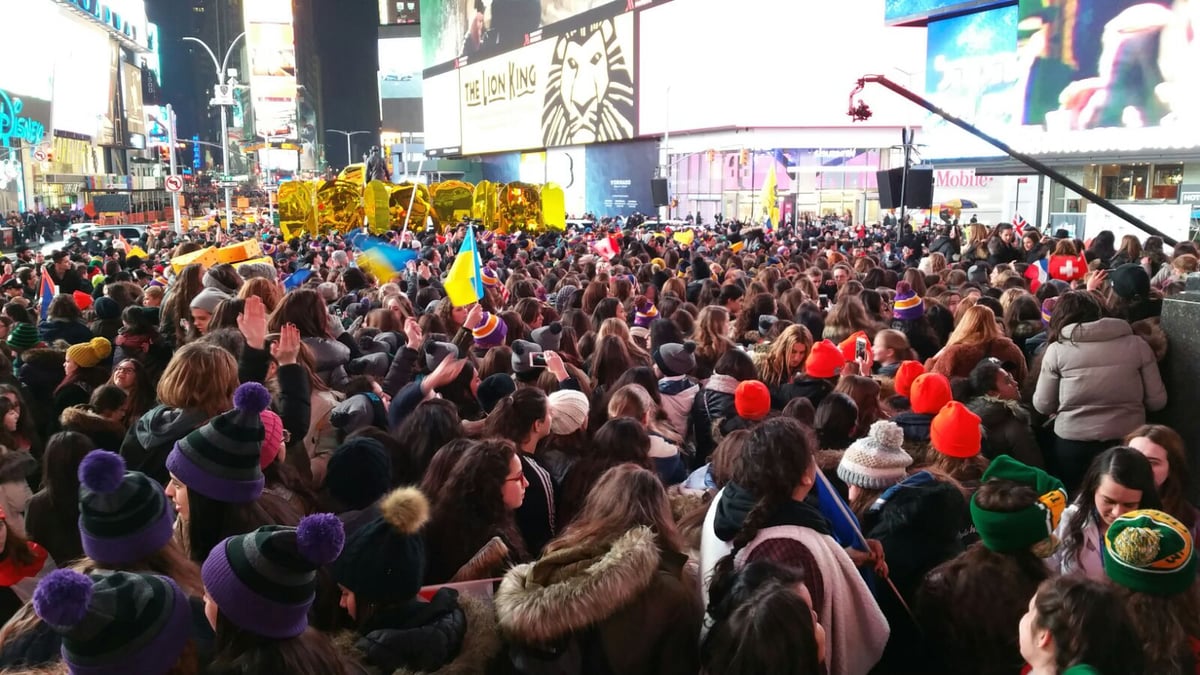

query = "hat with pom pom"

[
  {"left": 837, "top": 420, "right": 913, "bottom": 490},
  {"left": 893, "top": 281, "right": 924, "bottom": 321},
  {"left": 332, "top": 487, "right": 429, "bottom": 604},
  {"left": 78, "top": 450, "right": 176, "bottom": 565},
  {"left": 66, "top": 337, "right": 112, "bottom": 369},
  {"left": 1103, "top": 509, "right": 1196, "bottom": 596},
  {"left": 633, "top": 299, "right": 658, "bottom": 328},
  {"left": 201, "top": 513, "right": 345, "bottom": 639},
  {"left": 654, "top": 341, "right": 697, "bottom": 377},
  {"left": 34, "top": 568, "right": 192, "bottom": 675},
  {"left": 532, "top": 321, "right": 563, "bottom": 351},
  {"left": 166, "top": 382, "right": 270, "bottom": 503}
]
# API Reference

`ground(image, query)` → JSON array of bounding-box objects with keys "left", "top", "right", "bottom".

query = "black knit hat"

[
  {"left": 201, "top": 514, "right": 345, "bottom": 639},
  {"left": 33, "top": 569, "right": 192, "bottom": 675},
  {"left": 165, "top": 382, "right": 269, "bottom": 503},
  {"left": 325, "top": 437, "right": 393, "bottom": 511},
  {"left": 332, "top": 487, "right": 429, "bottom": 605},
  {"left": 77, "top": 451, "right": 175, "bottom": 565},
  {"left": 654, "top": 341, "right": 697, "bottom": 377},
  {"left": 477, "top": 373, "right": 517, "bottom": 414}
]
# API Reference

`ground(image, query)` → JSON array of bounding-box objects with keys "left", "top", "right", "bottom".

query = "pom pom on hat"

[
  {"left": 1103, "top": 509, "right": 1197, "bottom": 595},
  {"left": 838, "top": 420, "right": 912, "bottom": 490},
  {"left": 654, "top": 341, "right": 697, "bottom": 377},
  {"left": 296, "top": 513, "right": 346, "bottom": 566},
  {"left": 66, "top": 337, "right": 112, "bottom": 369},
  {"left": 532, "top": 322, "right": 563, "bottom": 351},
  {"left": 380, "top": 487, "right": 430, "bottom": 534},
  {"left": 33, "top": 569, "right": 93, "bottom": 627},
  {"left": 77, "top": 449, "right": 125, "bottom": 494},
  {"left": 233, "top": 382, "right": 271, "bottom": 415}
]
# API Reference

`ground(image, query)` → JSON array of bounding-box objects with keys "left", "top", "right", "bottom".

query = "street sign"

[
  {"left": 32, "top": 149, "right": 47, "bottom": 162},
  {"left": 216, "top": 181, "right": 240, "bottom": 189},
  {"left": 165, "top": 175, "right": 184, "bottom": 192}
]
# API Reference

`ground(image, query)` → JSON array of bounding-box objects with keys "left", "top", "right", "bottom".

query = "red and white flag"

[
  {"left": 1049, "top": 253, "right": 1088, "bottom": 282},
  {"left": 592, "top": 236, "right": 619, "bottom": 261}
]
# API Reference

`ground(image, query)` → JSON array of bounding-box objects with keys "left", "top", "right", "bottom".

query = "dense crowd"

[{"left": 0, "top": 214, "right": 1188, "bottom": 674}]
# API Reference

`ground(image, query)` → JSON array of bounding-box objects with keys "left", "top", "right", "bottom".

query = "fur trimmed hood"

[
  {"left": 59, "top": 406, "right": 126, "bottom": 439},
  {"left": 494, "top": 526, "right": 660, "bottom": 645}
]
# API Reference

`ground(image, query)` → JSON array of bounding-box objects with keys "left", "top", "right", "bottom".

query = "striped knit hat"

[
  {"left": 165, "top": 382, "right": 269, "bottom": 503},
  {"left": 201, "top": 514, "right": 345, "bottom": 639},
  {"left": 473, "top": 311, "right": 508, "bottom": 349},
  {"left": 1041, "top": 296, "right": 1058, "bottom": 326},
  {"left": 481, "top": 265, "right": 502, "bottom": 289},
  {"left": 892, "top": 281, "right": 924, "bottom": 321},
  {"left": 1103, "top": 509, "right": 1196, "bottom": 596},
  {"left": 77, "top": 451, "right": 175, "bottom": 565},
  {"left": 634, "top": 299, "right": 658, "bottom": 328},
  {"left": 33, "top": 569, "right": 192, "bottom": 675},
  {"left": 6, "top": 322, "right": 39, "bottom": 351}
]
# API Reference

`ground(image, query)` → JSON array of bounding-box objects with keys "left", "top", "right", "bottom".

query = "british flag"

[{"left": 1014, "top": 214, "right": 1029, "bottom": 230}]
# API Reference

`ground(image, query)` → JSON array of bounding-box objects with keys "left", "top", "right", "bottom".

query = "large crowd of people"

[{"left": 0, "top": 213, "right": 1189, "bottom": 674}]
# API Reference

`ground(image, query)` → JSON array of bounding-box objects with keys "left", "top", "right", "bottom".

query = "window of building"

[{"left": 1086, "top": 162, "right": 1184, "bottom": 202}]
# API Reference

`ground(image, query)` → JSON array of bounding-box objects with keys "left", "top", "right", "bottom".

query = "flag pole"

[{"left": 400, "top": 157, "right": 426, "bottom": 240}]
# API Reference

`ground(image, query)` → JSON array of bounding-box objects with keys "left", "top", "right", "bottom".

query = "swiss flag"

[{"left": 1049, "top": 254, "right": 1088, "bottom": 282}]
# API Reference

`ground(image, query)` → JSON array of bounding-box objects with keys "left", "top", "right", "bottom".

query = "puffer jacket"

[
  {"left": 689, "top": 374, "right": 737, "bottom": 466},
  {"left": 1032, "top": 318, "right": 1167, "bottom": 442},
  {"left": 304, "top": 336, "right": 351, "bottom": 390}
]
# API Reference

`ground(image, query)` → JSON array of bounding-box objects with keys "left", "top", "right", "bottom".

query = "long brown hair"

[
  {"left": 157, "top": 342, "right": 238, "bottom": 416},
  {"left": 834, "top": 375, "right": 889, "bottom": 436},
  {"left": 1126, "top": 425, "right": 1193, "bottom": 530},
  {"left": 547, "top": 464, "right": 685, "bottom": 556},
  {"left": 208, "top": 614, "right": 353, "bottom": 675},
  {"left": 945, "top": 305, "right": 1001, "bottom": 348},
  {"left": 1120, "top": 584, "right": 1200, "bottom": 675},
  {"left": 267, "top": 289, "right": 328, "bottom": 338},
  {"left": 1033, "top": 576, "right": 1144, "bottom": 675},
  {"left": 165, "top": 264, "right": 205, "bottom": 346},
  {"left": 237, "top": 277, "right": 283, "bottom": 313},
  {"left": 693, "top": 306, "right": 733, "bottom": 366}
]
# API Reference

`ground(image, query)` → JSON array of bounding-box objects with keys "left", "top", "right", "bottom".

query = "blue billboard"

[{"left": 886, "top": 0, "right": 1012, "bottom": 25}]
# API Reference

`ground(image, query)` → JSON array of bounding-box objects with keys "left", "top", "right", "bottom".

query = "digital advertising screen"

[
  {"left": 52, "top": 14, "right": 113, "bottom": 138},
  {"left": 380, "top": 37, "right": 424, "bottom": 134},
  {"left": 922, "top": 4, "right": 1021, "bottom": 159},
  {"left": 456, "top": 10, "right": 635, "bottom": 154},
  {"left": 584, "top": 139, "right": 656, "bottom": 217},
  {"left": 420, "top": 0, "right": 625, "bottom": 70},
  {"left": 422, "top": 70, "right": 462, "bottom": 153},
  {"left": 245, "top": 0, "right": 299, "bottom": 139},
  {"left": 885, "top": 0, "right": 1011, "bottom": 25}
]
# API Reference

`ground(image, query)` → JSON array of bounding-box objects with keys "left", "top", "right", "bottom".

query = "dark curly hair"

[{"left": 1035, "top": 576, "right": 1145, "bottom": 675}]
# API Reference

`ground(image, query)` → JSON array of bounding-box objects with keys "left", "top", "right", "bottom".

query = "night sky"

[{"left": 146, "top": 0, "right": 380, "bottom": 167}]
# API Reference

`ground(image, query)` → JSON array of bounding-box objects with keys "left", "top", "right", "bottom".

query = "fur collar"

[
  {"left": 494, "top": 527, "right": 660, "bottom": 644},
  {"left": 60, "top": 406, "right": 126, "bottom": 437},
  {"left": 971, "top": 395, "right": 1030, "bottom": 423}
]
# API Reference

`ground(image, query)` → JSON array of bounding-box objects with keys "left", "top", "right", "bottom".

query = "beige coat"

[{"left": 1032, "top": 318, "right": 1167, "bottom": 441}]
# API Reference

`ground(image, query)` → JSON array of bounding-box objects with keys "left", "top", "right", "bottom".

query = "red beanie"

[
  {"left": 838, "top": 330, "right": 873, "bottom": 371},
  {"left": 735, "top": 380, "right": 771, "bottom": 421},
  {"left": 894, "top": 360, "right": 926, "bottom": 397},
  {"left": 930, "top": 401, "right": 982, "bottom": 459},
  {"left": 73, "top": 290, "right": 93, "bottom": 311},
  {"left": 909, "top": 373, "right": 952, "bottom": 415},
  {"left": 805, "top": 340, "right": 845, "bottom": 379}
]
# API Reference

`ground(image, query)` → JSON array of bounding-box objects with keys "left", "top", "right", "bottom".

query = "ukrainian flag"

[{"left": 445, "top": 226, "right": 484, "bottom": 307}]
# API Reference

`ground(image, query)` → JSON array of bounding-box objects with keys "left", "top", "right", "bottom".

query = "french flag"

[{"left": 1024, "top": 258, "right": 1049, "bottom": 292}]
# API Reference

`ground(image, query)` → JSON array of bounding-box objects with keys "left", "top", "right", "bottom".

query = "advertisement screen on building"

[
  {"left": 245, "top": 0, "right": 298, "bottom": 139},
  {"left": 122, "top": 62, "right": 145, "bottom": 137},
  {"left": 1015, "top": 0, "right": 1200, "bottom": 152},
  {"left": 0, "top": 2, "right": 56, "bottom": 101},
  {"left": 457, "top": 10, "right": 635, "bottom": 154},
  {"left": 423, "top": 70, "right": 462, "bottom": 153},
  {"left": 885, "top": 0, "right": 1008, "bottom": 24},
  {"left": 380, "top": 0, "right": 420, "bottom": 25},
  {"left": 922, "top": 5, "right": 1020, "bottom": 159},
  {"left": 420, "top": 0, "right": 624, "bottom": 70},
  {"left": 53, "top": 14, "right": 113, "bottom": 138},
  {"left": 380, "top": 37, "right": 424, "bottom": 134},
  {"left": 584, "top": 140, "right": 656, "bottom": 217}
]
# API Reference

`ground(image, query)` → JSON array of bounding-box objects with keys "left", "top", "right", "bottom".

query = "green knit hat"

[
  {"left": 1102, "top": 509, "right": 1196, "bottom": 596},
  {"left": 970, "top": 455, "right": 1067, "bottom": 554},
  {"left": 7, "top": 323, "right": 39, "bottom": 351}
]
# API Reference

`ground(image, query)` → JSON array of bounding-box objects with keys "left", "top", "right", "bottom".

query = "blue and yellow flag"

[{"left": 444, "top": 226, "right": 483, "bottom": 307}]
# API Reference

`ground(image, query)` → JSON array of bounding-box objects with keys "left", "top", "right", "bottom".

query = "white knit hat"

[
  {"left": 548, "top": 390, "right": 589, "bottom": 436},
  {"left": 837, "top": 420, "right": 912, "bottom": 490}
]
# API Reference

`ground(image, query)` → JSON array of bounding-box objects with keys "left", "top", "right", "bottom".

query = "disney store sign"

[{"left": 0, "top": 90, "right": 50, "bottom": 148}]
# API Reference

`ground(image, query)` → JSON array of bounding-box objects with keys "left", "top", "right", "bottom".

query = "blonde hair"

[
  {"left": 758, "top": 324, "right": 813, "bottom": 387},
  {"left": 157, "top": 343, "right": 238, "bottom": 416},
  {"left": 946, "top": 305, "right": 1002, "bottom": 348},
  {"left": 607, "top": 384, "right": 678, "bottom": 442},
  {"left": 598, "top": 317, "right": 650, "bottom": 365},
  {"left": 873, "top": 328, "right": 916, "bottom": 362}
]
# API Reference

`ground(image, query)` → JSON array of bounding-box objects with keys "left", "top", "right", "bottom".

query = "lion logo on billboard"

[{"left": 541, "top": 19, "right": 635, "bottom": 147}]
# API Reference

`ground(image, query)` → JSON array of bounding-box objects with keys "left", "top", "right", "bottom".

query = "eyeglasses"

[{"left": 505, "top": 471, "right": 527, "bottom": 484}]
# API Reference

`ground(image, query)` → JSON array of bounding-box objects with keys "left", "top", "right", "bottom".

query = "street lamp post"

[
  {"left": 183, "top": 32, "right": 245, "bottom": 234},
  {"left": 325, "top": 129, "right": 372, "bottom": 168}
]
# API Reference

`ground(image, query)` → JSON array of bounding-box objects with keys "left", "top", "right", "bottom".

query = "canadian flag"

[{"left": 1049, "top": 254, "right": 1088, "bottom": 282}]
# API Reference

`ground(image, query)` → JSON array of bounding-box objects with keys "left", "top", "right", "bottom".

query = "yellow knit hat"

[{"left": 66, "top": 337, "right": 113, "bottom": 369}]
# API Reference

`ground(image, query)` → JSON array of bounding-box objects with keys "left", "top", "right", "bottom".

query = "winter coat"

[
  {"left": 495, "top": 527, "right": 702, "bottom": 675},
  {"left": 514, "top": 453, "right": 557, "bottom": 558},
  {"left": 59, "top": 406, "right": 126, "bottom": 454},
  {"left": 331, "top": 589, "right": 501, "bottom": 675},
  {"left": 926, "top": 337, "right": 1028, "bottom": 384},
  {"left": 304, "top": 336, "right": 351, "bottom": 390},
  {"left": 119, "top": 405, "right": 210, "bottom": 487},
  {"left": 36, "top": 320, "right": 92, "bottom": 347},
  {"left": 768, "top": 376, "right": 834, "bottom": 410},
  {"left": 1051, "top": 504, "right": 1105, "bottom": 580},
  {"left": 1009, "top": 320, "right": 1044, "bottom": 368},
  {"left": 967, "top": 395, "right": 1044, "bottom": 468},
  {"left": 649, "top": 434, "right": 687, "bottom": 486},
  {"left": 657, "top": 376, "right": 698, "bottom": 442},
  {"left": 51, "top": 384, "right": 92, "bottom": 426},
  {"left": 87, "top": 318, "right": 122, "bottom": 344},
  {"left": 987, "top": 237, "right": 1021, "bottom": 265},
  {"left": 690, "top": 373, "right": 737, "bottom": 466},
  {"left": 1032, "top": 318, "right": 1167, "bottom": 442},
  {"left": 0, "top": 541, "right": 53, "bottom": 626}
]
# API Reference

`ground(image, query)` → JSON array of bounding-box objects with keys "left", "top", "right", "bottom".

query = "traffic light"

[
  {"left": 706, "top": 149, "right": 715, "bottom": 163},
  {"left": 739, "top": 149, "right": 749, "bottom": 166}
]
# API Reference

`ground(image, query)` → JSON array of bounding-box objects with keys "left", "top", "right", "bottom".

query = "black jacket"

[
  {"left": 768, "top": 376, "right": 834, "bottom": 410},
  {"left": 967, "top": 395, "right": 1044, "bottom": 469},
  {"left": 689, "top": 374, "right": 737, "bottom": 467},
  {"left": 119, "top": 405, "right": 210, "bottom": 486}
]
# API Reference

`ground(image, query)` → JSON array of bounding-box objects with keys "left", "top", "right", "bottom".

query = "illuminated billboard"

[
  {"left": 380, "top": 0, "right": 419, "bottom": 25},
  {"left": 885, "top": 0, "right": 1009, "bottom": 24},
  {"left": 420, "top": 0, "right": 624, "bottom": 70},
  {"left": 456, "top": 11, "right": 635, "bottom": 154},
  {"left": 380, "top": 37, "right": 424, "bottom": 133},
  {"left": 423, "top": 70, "right": 461, "bottom": 153},
  {"left": 244, "top": 0, "right": 298, "bottom": 139},
  {"left": 52, "top": 13, "right": 113, "bottom": 137}
]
